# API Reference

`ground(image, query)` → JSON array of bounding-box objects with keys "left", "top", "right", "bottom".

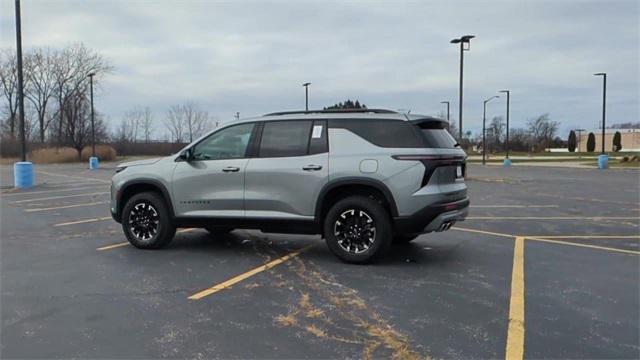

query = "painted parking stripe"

[
  {"left": 3, "top": 186, "right": 106, "bottom": 197},
  {"left": 524, "top": 235, "right": 640, "bottom": 239},
  {"left": 525, "top": 236, "right": 640, "bottom": 255},
  {"left": 467, "top": 216, "right": 638, "bottom": 220},
  {"left": 451, "top": 226, "right": 515, "bottom": 239},
  {"left": 25, "top": 201, "right": 108, "bottom": 212},
  {"left": 96, "top": 228, "right": 197, "bottom": 251},
  {"left": 35, "top": 170, "right": 110, "bottom": 184},
  {"left": 188, "top": 245, "right": 313, "bottom": 300},
  {"left": 11, "top": 192, "right": 109, "bottom": 204},
  {"left": 470, "top": 205, "right": 559, "bottom": 208},
  {"left": 54, "top": 216, "right": 112, "bottom": 227},
  {"left": 505, "top": 237, "right": 525, "bottom": 360},
  {"left": 97, "top": 242, "right": 129, "bottom": 251}
]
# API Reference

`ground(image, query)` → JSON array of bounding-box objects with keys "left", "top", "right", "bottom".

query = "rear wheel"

[
  {"left": 122, "top": 192, "right": 175, "bottom": 249},
  {"left": 324, "top": 196, "right": 392, "bottom": 264}
]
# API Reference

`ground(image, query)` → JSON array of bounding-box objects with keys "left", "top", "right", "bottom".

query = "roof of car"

[{"left": 237, "top": 109, "right": 444, "bottom": 123}]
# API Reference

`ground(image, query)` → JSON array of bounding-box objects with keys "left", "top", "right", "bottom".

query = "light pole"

[
  {"left": 87, "top": 72, "right": 96, "bottom": 157},
  {"left": 302, "top": 82, "right": 311, "bottom": 111},
  {"left": 482, "top": 95, "right": 499, "bottom": 165},
  {"left": 14, "top": 0, "right": 26, "bottom": 162},
  {"left": 450, "top": 35, "right": 475, "bottom": 141},
  {"left": 593, "top": 73, "right": 607, "bottom": 154},
  {"left": 574, "top": 128, "right": 586, "bottom": 153},
  {"left": 498, "top": 90, "right": 510, "bottom": 165},
  {"left": 440, "top": 101, "right": 450, "bottom": 128}
]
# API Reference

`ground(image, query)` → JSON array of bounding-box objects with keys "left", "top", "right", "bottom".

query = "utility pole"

[
  {"left": 14, "top": 0, "right": 26, "bottom": 162},
  {"left": 87, "top": 72, "right": 96, "bottom": 157},
  {"left": 450, "top": 35, "right": 475, "bottom": 141},
  {"left": 574, "top": 128, "right": 586, "bottom": 153},
  {"left": 302, "top": 82, "right": 311, "bottom": 111},
  {"left": 482, "top": 95, "right": 499, "bottom": 165},
  {"left": 498, "top": 90, "right": 510, "bottom": 160},
  {"left": 594, "top": 73, "right": 607, "bottom": 154}
]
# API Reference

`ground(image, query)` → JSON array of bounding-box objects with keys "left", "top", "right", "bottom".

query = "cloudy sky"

[{"left": 1, "top": 0, "right": 638, "bottom": 137}]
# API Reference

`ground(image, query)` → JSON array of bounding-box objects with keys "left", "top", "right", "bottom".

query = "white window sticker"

[{"left": 311, "top": 125, "right": 323, "bottom": 139}]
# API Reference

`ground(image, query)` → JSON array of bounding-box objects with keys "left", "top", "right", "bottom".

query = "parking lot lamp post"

[
  {"left": 450, "top": 35, "right": 475, "bottom": 141},
  {"left": 574, "top": 128, "right": 586, "bottom": 152},
  {"left": 593, "top": 73, "right": 606, "bottom": 154},
  {"left": 482, "top": 95, "right": 499, "bottom": 165},
  {"left": 302, "top": 82, "right": 311, "bottom": 111},
  {"left": 87, "top": 72, "right": 96, "bottom": 157},
  {"left": 440, "top": 101, "right": 450, "bottom": 127},
  {"left": 498, "top": 90, "right": 510, "bottom": 166}
]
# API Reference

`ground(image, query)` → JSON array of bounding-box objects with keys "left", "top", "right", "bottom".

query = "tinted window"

[
  {"left": 329, "top": 119, "right": 423, "bottom": 148},
  {"left": 259, "top": 120, "right": 312, "bottom": 157},
  {"left": 418, "top": 129, "right": 458, "bottom": 148},
  {"left": 192, "top": 123, "right": 255, "bottom": 161},
  {"left": 308, "top": 120, "right": 328, "bottom": 154}
]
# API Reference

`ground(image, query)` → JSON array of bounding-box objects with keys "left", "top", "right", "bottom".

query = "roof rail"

[{"left": 264, "top": 109, "right": 398, "bottom": 116}]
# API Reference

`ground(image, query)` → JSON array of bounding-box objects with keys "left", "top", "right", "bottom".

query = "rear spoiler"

[{"left": 408, "top": 117, "right": 449, "bottom": 129}]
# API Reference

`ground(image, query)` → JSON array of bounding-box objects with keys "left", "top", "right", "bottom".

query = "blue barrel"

[
  {"left": 14, "top": 161, "right": 34, "bottom": 188},
  {"left": 89, "top": 156, "right": 99, "bottom": 170},
  {"left": 503, "top": 158, "right": 512, "bottom": 167},
  {"left": 597, "top": 154, "right": 608, "bottom": 169}
]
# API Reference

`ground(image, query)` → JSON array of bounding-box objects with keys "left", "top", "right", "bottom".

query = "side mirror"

[{"left": 178, "top": 148, "right": 193, "bottom": 162}]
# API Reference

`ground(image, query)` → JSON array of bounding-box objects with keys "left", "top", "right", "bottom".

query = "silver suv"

[{"left": 110, "top": 109, "right": 469, "bottom": 263}]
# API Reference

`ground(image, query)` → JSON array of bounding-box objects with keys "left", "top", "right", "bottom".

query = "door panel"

[
  {"left": 172, "top": 159, "right": 248, "bottom": 217},
  {"left": 244, "top": 153, "right": 328, "bottom": 219},
  {"left": 170, "top": 122, "right": 255, "bottom": 218},
  {"left": 244, "top": 119, "right": 329, "bottom": 219}
]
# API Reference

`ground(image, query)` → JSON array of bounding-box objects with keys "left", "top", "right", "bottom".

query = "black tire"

[
  {"left": 122, "top": 191, "right": 176, "bottom": 249},
  {"left": 324, "top": 196, "right": 392, "bottom": 264},
  {"left": 204, "top": 226, "right": 234, "bottom": 235},
  {"left": 393, "top": 234, "right": 419, "bottom": 244}
]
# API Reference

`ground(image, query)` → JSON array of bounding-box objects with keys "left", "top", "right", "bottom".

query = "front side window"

[
  {"left": 191, "top": 123, "right": 255, "bottom": 161},
  {"left": 259, "top": 120, "right": 312, "bottom": 157}
]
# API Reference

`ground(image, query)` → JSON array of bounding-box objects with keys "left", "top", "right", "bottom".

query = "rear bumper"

[{"left": 393, "top": 197, "right": 469, "bottom": 235}]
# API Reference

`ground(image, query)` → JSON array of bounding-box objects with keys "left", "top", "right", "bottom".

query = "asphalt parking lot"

[{"left": 1, "top": 162, "right": 638, "bottom": 359}]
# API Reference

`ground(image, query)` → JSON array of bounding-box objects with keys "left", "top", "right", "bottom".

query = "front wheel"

[
  {"left": 122, "top": 192, "right": 176, "bottom": 249},
  {"left": 324, "top": 196, "right": 392, "bottom": 264}
]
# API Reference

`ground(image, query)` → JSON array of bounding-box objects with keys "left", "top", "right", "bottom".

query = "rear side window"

[
  {"left": 328, "top": 119, "right": 423, "bottom": 148},
  {"left": 414, "top": 122, "right": 458, "bottom": 148},
  {"left": 259, "top": 120, "right": 312, "bottom": 157}
]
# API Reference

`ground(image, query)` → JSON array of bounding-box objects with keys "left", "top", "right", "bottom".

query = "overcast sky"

[{"left": 1, "top": 0, "right": 638, "bottom": 137}]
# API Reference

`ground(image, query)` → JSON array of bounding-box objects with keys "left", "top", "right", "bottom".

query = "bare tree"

[
  {"left": 183, "top": 102, "right": 210, "bottom": 142},
  {"left": 141, "top": 106, "right": 153, "bottom": 143},
  {"left": 165, "top": 104, "right": 185, "bottom": 143},
  {"left": 0, "top": 50, "right": 20, "bottom": 139},
  {"left": 24, "top": 47, "right": 58, "bottom": 143},
  {"left": 53, "top": 43, "right": 111, "bottom": 147},
  {"left": 527, "top": 114, "right": 559, "bottom": 151},
  {"left": 487, "top": 116, "right": 505, "bottom": 153}
]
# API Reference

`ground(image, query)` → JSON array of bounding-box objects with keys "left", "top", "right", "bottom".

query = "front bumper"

[{"left": 393, "top": 197, "right": 469, "bottom": 235}]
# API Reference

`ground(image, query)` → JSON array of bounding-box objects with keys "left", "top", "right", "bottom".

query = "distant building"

[{"left": 577, "top": 128, "right": 640, "bottom": 152}]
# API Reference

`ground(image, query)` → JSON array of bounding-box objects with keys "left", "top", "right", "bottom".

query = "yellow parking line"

[
  {"left": 471, "top": 205, "right": 558, "bottom": 208},
  {"left": 96, "top": 228, "right": 197, "bottom": 251},
  {"left": 188, "top": 245, "right": 313, "bottom": 300},
  {"left": 525, "top": 237, "right": 640, "bottom": 255},
  {"left": 54, "top": 216, "right": 112, "bottom": 227},
  {"left": 451, "top": 226, "right": 515, "bottom": 239},
  {"left": 524, "top": 235, "right": 640, "bottom": 239},
  {"left": 97, "top": 242, "right": 129, "bottom": 251},
  {"left": 25, "top": 201, "right": 107, "bottom": 212},
  {"left": 505, "top": 236, "right": 525, "bottom": 360},
  {"left": 2, "top": 186, "right": 105, "bottom": 197},
  {"left": 12, "top": 192, "right": 109, "bottom": 204},
  {"left": 467, "top": 216, "right": 638, "bottom": 220}
]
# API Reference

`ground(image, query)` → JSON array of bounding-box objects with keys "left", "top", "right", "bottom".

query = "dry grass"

[
  {"left": 305, "top": 324, "right": 327, "bottom": 338},
  {"left": 274, "top": 313, "right": 298, "bottom": 327},
  {"left": 27, "top": 145, "right": 117, "bottom": 164}
]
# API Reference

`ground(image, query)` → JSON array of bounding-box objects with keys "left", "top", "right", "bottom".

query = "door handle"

[
  {"left": 302, "top": 164, "right": 323, "bottom": 171},
  {"left": 222, "top": 166, "right": 240, "bottom": 172}
]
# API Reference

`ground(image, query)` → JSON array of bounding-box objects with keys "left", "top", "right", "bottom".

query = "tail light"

[{"left": 392, "top": 154, "right": 466, "bottom": 187}]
